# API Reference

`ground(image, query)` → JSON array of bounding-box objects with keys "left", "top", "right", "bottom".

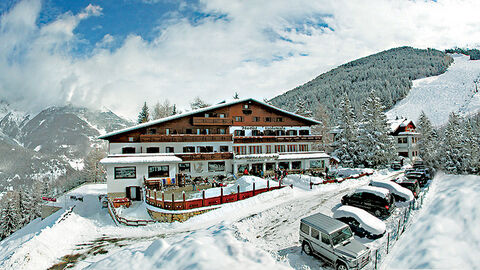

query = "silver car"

[{"left": 300, "top": 213, "right": 371, "bottom": 270}]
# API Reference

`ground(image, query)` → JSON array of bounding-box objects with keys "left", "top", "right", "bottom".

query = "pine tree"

[
  {"left": 417, "top": 111, "right": 439, "bottom": 168},
  {"left": 233, "top": 92, "right": 240, "bottom": 99},
  {"left": 333, "top": 94, "right": 360, "bottom": 167},
  {"left": 0, "top": 194, "right": 20, "bottom": 239},
  {"left": 294, "top": 99, "right": 313, "bottom": 118},
  {"left": 357, "top": 90, "right": 397, "bottom": 168},
  {"left": 172, "top": 104, "right": 177, "bottom": 115},
  {"left": 137, "top": 102, "right": 150, "bottom": 123},
  {"left": 441, "top": 112, "right": 463, "bottom": 173}
]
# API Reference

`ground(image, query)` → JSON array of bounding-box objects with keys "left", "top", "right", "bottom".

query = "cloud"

[{"left": 0, "top": 0, "right": 480, "bottom": 120}]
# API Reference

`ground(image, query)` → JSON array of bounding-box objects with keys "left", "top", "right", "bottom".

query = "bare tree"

[
  {"left": 152, "top": 99, "right": 174, "bottom": 119},
  {"left": 190, "top": 97, "right": 211, "bottom": 110}
]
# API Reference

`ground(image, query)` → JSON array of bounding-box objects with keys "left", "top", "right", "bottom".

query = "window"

[
  {"left": 148, "top": 128, "right": 157, "bottom": 134},
  {"left": 204, "top": 113, "right": 209, "bottom": 118},
  {"left": 299, "top": 130, "right": 310, "bottom": 135},
  {"left": 279, "top": 162, "right": 289, "bottom": 169},
  {"left": 299, "top": 144, "right": 308, "bottom": 152},
  {"left": 208, "top": 161, "right": 225, "bottom": 172},
  {"left": 286, "top": 130, "right": 297, "bottom": 136},
  {"left": 321, "top": 233, "right": 330, "bottom": 245},
  {"left": 300, "top": 223, "right": 310, "bottom": 234},
  {"left": 218, "top": 128, "right": 226, "bottom": 134},
  {"left": 165, "top": 147, "right": 174, "bottom": 153},
  {"left": 122, "top": 147, "right": 136, "bottom": 154},
  {"left": 266, "top": 163, "right": 275, "bottom": 171},
  {"left": 276, "top": 130, "right": 285, "bottom": 136},
  {"left": 166, "top": 128, "right": 170, "bottom": 135},
  {"left": 253, "top": 116, "right": 261, "bottom": 122},
  {"left": 249, "top": 145, "right": 262, "bottom": 154},
  {"left": 398, "top": 137, "right": 407, "bottom": 144},
  {"left": 146, "top": 147, "right": 160, "bottom": 153},
  {"left": 275, "top": 145, "right": 286, "bottom": 153},
  {"left": 179, "top": 163, "right": 191, "bottom": 172},
  {"left": 128, "top": 137, "right": 134, "bottom": 142},
  {"left": 148, "top": 165, "right": 169, "bottom": 178},
  {"left": 186, "top": 129, "right": 193, "bottom": 134},
  {"left": 292, "top": 161, "right": 301, "bottom": 170},
  {"left": 264, "top": 130, "right": 275, "bottom": 136},
  {"left": 265, "top": 145, "right": 272, "bottom": 154},
  {"left": 197, "top": 146, "right": 213, "bottom": 153},
  {"left": 115, "top": 167, "right": 136, "bottom": 179},
  {"left": 311, "top": 228, "right": 320, "bottom": 240},
  {"left": 243, "top": 104, "right": 250, "bottom": 109},
  {"left": 310, "top": 160, "right": 325, "bottom": 169},
  {"left": 287, "top": 145, "right": 297, "bottom": 152},
  {"left": 252, "top": 130, "right": 261, "bottom": 136},
  {"left": 183, "top": 146, "right": 196, "bottom": 153},
  {"left": 235, "top": 116, "right": 244, "bottom": 122},
  {"left": 219, "top": 113, "right": 225, "bottom": 118},
  {"left": 220, "top": 146, "right": 229, "bottom": 152},
  {"left": 276, "top": 117, "right": 283, "bottom": 122},
  {"left": 234, "top": 130, "right": 245, "bottom": 136},
  {"left": 234, "top": 146, "right": 247, "bottom": 155},
  {"left": 265, "top": 117, "right": 272, "bottom": 122}
]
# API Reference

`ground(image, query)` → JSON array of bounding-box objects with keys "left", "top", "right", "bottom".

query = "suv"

[
  {"left": 300, "top": 213, "right": 371, "bottom": 270},
  {"left": 405, "top": 171, "right": 428, "bottom": 187},
  {"left": 341, "top": 186, "right": 396, "bottom": 218},
  {"left": 395, "top": 178, "right": 420, "bottom": 198}
]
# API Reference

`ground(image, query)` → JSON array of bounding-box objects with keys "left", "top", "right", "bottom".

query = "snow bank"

[
  {"left": 281, "top": 174, "right": 323, "bottom": 190},
  {"left": 85, "top": 224, "right": 290, "bottom": 270},
  {"left": 382, "top": 173, "right": 480, "bottom": 269},
  {"left": 369, "top": 180, "right": 414, "bottom": 202},
  {"left": 333, "top": 205, "right": 386, "bottom": 235}
]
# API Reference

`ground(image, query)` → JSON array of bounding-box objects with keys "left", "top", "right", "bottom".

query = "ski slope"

[
  {"left": 381, "top": 173, "right": 480, "bottom": 269},
  {"left": 387, "top": 54, "right": 480, "bottom": 126}
]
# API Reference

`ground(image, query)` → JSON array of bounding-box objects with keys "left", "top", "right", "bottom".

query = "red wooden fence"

[{"left": 146, "top": 181, "right": 284, "bottom": 211}]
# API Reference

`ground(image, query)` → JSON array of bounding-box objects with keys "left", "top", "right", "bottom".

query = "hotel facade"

[{"left": 100, "top": 98, "right": 329, "bottom": 200}]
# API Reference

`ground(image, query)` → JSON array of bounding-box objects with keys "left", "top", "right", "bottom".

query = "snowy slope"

[
  {"left": 382, "top": 173, "right": 480, "bottom": 269},
  {"left": 387, "top": 54, "right": 480, "bottom": 126}
]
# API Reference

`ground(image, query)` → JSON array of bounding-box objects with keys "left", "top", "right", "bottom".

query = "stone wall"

[{"left": 147, "top": 207, "right": 218, "bottom": 223}]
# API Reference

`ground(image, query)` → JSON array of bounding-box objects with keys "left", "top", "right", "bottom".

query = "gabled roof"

[
  {"left": 388, "top": 118, "right": 415, "bottom": 134},
  {"left": 99, "top": 98, "right": 321, "bottom": 139}
]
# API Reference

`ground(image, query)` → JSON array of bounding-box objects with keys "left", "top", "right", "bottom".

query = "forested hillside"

[{"left": 270, "top": 47, "right": 453, "bottom": 119}]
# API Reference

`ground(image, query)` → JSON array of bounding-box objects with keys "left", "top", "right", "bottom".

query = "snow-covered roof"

[
  {"left": 369, "top": 180, "right": 414, "bottom": 201},
  {"left": 333, "top": 205, "right": 386, "bottom": 235},
  {"left": 100, "top": 154, "right": 182, "bottom": 164},
  {"left": 355, "top": 186, "right": 390, "bottom": 198},
  {"left": 278, "top": 152, "right": 330, "bottom": 160},
  {"left": 388, "top": 118, "right": 412, "bottom": 133},
  {"left": 99, "top": 98, "right": 321, "bottom": 139}
]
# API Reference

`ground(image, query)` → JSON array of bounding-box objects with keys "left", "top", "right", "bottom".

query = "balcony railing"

[
  {"left": 192, "top": 117, "right": 233, "bottom": 126},
  {"left": 140, "top": 134, "right": 233, "bottom": 143},
  {"left": 233, "top": 135, "right": 322, "bottom": 144}
]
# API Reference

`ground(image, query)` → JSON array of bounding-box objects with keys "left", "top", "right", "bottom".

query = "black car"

[
  {"left": 391, "top": 161, "right": 402, "bottom": 170},
  {"left": 341, "top": 187, "right": 396, "bottom": 218},
  {"left": 405, "top": 171, "right": 428, "bottom": 187},
  {"left": 395, "top": 178, "right": 420, "bottom": 198}
]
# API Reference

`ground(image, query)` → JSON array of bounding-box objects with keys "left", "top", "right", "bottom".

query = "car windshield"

[{"left": 331, "top": 227, "right": 353, "bottom": 246}]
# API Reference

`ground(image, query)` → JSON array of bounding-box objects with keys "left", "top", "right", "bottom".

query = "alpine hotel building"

[{"left": 100, "top": 98, "right": 330, "bottom": 200}]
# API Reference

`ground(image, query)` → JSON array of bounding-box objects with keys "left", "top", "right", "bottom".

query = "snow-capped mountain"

[{"left": 387, "top": 54, "right": 480, "bottom": 126}]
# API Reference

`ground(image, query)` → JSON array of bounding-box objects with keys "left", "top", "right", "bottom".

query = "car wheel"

[
  {"left": 336, "top": 262, "right": 348, "bottom": 270},
  {"left": 302, "top": 242, "right": 313, "bottom": 256},
  {"left": 374, "top": 210, "right": 381, "bottom": 217}
]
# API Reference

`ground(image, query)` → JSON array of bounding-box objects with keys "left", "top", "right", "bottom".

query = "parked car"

[
  {"left": 395, "top": 177, "right": 420, "bottom": 198},
  {"left": 341, "top": 186, "right": 396, "bottom": 218},
  {"left": 300, "top": 212, "right": 371, "bottom": 270},
  {"left": 391, "top": 161, "right": 402, "bottom": 170},
  {"left": 333, "top": 206, "right": 386, "bottom": 239},
  {"left": 369, "top": 180, "right": 414, "bottom": 203},
  {"left": 405, "top": 171, "right": 428, "bottom": 187}
]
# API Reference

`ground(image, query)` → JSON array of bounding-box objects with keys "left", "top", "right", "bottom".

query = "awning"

[{"left": 100, "top": 154, "right": 182, "bottom": 165}]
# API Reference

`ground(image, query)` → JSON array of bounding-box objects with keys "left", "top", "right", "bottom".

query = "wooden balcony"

[
  {"left": 176, "top": 152, "right": 234, "bottom": 161},
  {"left": 140, "top": 134, "right": 233, "bottom": 143},
  {"left": 192, "top": 117, "right": 233, "bottom": 126},
  {"left": 233, "top": 135, "right": 323, "bottom": 144}
]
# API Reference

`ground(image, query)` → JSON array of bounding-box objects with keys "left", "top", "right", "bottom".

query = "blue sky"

[{"left": 0, "top": 0, "right": 479, "bottom": 119}]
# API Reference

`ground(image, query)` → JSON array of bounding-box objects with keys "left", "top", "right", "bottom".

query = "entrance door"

[
  {"left": 126, "top": 186, "right": 141, "bottom": 201},
  {"left": 251, "top": 163, "right": 263, "bottom": 175}
]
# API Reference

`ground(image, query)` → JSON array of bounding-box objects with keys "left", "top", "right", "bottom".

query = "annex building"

[{"left": 99, "top": 98, "right": 329, "bottom": 200}]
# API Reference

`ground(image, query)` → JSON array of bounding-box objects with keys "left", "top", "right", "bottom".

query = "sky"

[{"left": 0, "top": 0, "right": 479, "bottom": 120}]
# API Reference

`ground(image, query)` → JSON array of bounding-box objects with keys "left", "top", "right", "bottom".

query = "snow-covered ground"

[
  {"left": 0, "top": 169, "right": 422, "bottom": 270},
  {"left": 382, "top": 173, "right": 480, "bottom": 269},
  {"left": 387, "top": 54, "right": 480, "bottom": 126}
]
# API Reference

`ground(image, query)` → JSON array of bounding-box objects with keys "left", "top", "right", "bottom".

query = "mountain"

[
  {"left": 269, "top": 47, "right": 453, "bottom": 119},
  {"left": 0, "top": 102, "right": 133, "bottom": 197}
]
